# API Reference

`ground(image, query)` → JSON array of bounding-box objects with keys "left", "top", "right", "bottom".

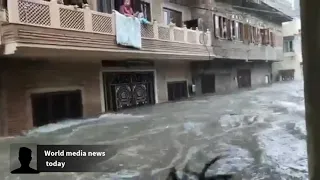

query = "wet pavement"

[{"left": 0, "top": 81, "right": 307, "bottom": 180}]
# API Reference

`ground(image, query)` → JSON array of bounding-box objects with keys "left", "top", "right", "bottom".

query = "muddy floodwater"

[{"left": 0, "top": 81, "right": 307, "bottom": 180}]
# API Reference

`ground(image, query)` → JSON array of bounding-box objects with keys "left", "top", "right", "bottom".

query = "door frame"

[
  {"left": 166, "top": 80, "right": 188, "bottom": 101},
  {"left": 237, "top": 69, "right": 252, "bottom": 88},
  {"left": 100, "top": 69, "right": 158, "bottom": 112},
  {"left": 200, "top": 73, "right": 216, "bottom": 94},
  {"left": 26, "top": 86, "right": 84, "bottom": 127}
]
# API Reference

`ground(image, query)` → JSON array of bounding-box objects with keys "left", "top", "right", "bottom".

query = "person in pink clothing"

[{"left": 119, "top": 0, "right": 138, "bottom": 17}]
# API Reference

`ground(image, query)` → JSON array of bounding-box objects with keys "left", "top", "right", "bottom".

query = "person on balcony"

[
  {"left": 120, "top": 0, "right": 138, "bottom": 17},
  {"left": 119, "top": 0, "right": 150, "bottom": 24}
]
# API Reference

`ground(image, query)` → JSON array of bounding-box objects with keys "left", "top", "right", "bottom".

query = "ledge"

[{"left": 1, "top": 24, "right": 215, "bottom": 61}]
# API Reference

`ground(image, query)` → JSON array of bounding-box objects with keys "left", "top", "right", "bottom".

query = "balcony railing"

[{"left": 6, "top": 0, "right": 211, "bottom": 47}]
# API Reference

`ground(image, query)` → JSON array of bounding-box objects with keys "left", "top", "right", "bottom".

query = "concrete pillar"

[
  {"left": 188, "top": 0, "right": 215, "bottom": 42},
  {"left": 300, "top": 0, "right": 320, "bottom": 179},
  {"left": 151, "top": 0, "right": 163, "bottom": 23}
]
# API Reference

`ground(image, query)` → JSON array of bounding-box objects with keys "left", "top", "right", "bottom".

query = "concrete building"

[
  {"left": 0, "top": 0, "right": 291, "bottom": 136},
  {"left": 189, "top": 0, "right": 293, "bottom": 95},
  {"left": 272, "top": 18, "right": 302, "bottom": 81}
]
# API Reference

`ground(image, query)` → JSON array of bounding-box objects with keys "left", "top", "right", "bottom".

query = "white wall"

[
  {"left": 282, "top": 18, "right": 301, "bottom": 36},
  {"left": 273, "top": 18, "right": 303, "bottom": 81}
]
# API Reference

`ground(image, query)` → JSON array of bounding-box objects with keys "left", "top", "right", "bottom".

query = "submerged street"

[{"left": 0, "top": 81, "right": 307, "bottom": 180}]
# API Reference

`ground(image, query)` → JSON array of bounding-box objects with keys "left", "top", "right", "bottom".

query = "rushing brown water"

[{"left": 0, "top": 81, "right": 307, "bottom": 180}]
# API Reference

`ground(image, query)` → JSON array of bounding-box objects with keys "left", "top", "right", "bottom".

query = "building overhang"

[
  {"left": 1, "top": 24, "right": 215, "bottom": 61},
  {"left": 233, "top": 1, "right": 294, "bottom": 23}
]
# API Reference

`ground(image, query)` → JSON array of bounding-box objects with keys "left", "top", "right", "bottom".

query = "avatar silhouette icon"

[{"left": 11, "top": 147, "right": 39, "bottom": 174}]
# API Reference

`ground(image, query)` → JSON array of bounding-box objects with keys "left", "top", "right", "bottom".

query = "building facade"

[
  {"left": 0, "top": 0, "right": 290, "bottom": 136},
  {"left": 188, "top": 0, "right": 292, "bottom": 95},
  {"left": 272, "top": 18, "right": 302, "bottom": 81}
]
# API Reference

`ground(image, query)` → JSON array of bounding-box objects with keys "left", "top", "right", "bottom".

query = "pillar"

[{"left": 300, "top": 0, "right": 320, "bottom": 179}]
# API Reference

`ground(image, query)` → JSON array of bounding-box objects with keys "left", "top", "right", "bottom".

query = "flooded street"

[{"left": 0, "top": 81, "right": 307, "bottom": 180}]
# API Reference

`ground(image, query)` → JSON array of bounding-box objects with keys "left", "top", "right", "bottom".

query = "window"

[
  {"left": 270, "top": 32, "right": 275, "bottom": 47},
  {"left": 231, "top": 20, "right": 236, "bottom": 39},
  {"left": 219, "top": 16, "right": 228, "bottom": 39},
  {"left": 0, "top": 0, "right": 7, "bottom": 9},
  {"left": 284, "top": 40, "right": 294, "bottom": 52},
  {"left": 261, "top": 29, "right": 270, "bottom": 45},
  {"left": 256, "top": 28, "right": 261, "bottom": 44},
  {"left": 239, "top": 23, "right": 244, "bottom": 41},
  {"left": 214, "top": 14, "right": 220, "bottom": 38},
  {"left": 244, "top": 24, "right": 250, "bottom": 42},
  {"left": 97, "top": 0, "right": 113, "bottom": 13},
  {"left": 252, "top": 26, "right": 257, "bottom": 43},
  {"left": 163, "top": 8, "right": 182, "bottom": 27},
  {"left": 141, "top": 1, "right": 151, "bottom": 21}
]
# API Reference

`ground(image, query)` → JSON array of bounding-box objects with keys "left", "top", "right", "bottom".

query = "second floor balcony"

[{"left": 1, "top": 0, "right": 213, "bottom": 61}]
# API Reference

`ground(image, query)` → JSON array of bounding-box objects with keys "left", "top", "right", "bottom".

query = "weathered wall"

[
  {"left": 163, "top": 2, "right": 192, "bottom": 23},
  {"left": 155, "top": 61, "right": 191, "bottom": 102},
  {"left": 272, "top": 34, "right": 303, "bottom": 81},
  {"left": 272, "top": 55, "right": 303, "bottom": 80},
  {"left": 282, "top": 19, "right": 301, "bottom": 36},
  {"left": 249, "top": 62, "right": 272, "bottom": 86},
  {"left": 2, "top": 59, "right": 102, "bottom": 135},
  {"left": 188, "top": 0, "right": 215, "bottom": 31},
  {"left": 151, "top": 0, "right": 163, "bottom": 22},
  {"left": 214, "top": 2, "right": 283, "bottom": 31},
  {"left": 192, "top": 61, "right": 272, "bottom": 95},
  {"left": 189, "top": 0, "right": 283, "bottom": 61},
  {"left": 212, "top": 40, "right": 280, "bottom": 61}
]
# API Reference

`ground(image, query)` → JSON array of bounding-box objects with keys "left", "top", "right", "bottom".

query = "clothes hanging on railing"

[{"left": 115, "top": 10, "right": 142, "bottom": 49}]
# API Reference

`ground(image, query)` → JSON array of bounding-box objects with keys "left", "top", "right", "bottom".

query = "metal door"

[{"left": 104, "top": 72, "right": 155, "bottom": 111}]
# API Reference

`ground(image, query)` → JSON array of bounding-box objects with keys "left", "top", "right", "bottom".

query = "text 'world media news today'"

[{"left": 37, "top": 145, "right": 117, "bottom": 172}]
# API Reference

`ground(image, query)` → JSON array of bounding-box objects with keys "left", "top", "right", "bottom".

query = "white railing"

[{"left": 6, "top": 0, "right": 212, "bottom": 46}]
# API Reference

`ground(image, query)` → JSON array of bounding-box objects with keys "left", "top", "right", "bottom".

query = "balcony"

[{"left": 1, "top": 0, "right": 213, "bottom": 61}]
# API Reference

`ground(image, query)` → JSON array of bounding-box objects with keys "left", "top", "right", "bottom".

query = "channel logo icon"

[{"left": 10, "top": 144, "right": 39, "bottom": 174}]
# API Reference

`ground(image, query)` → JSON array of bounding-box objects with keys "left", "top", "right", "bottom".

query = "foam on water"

[
  {"left": 26, "top": 118, "right": 100, "bottom": 134},
  {"left": 108, "top": 170, "right": 140, "bottom": 179},
  {"left": 273, "top": 100, "right": 305, "bottom": 112},
  {"left": 256, "top": 97, "right": 308, "bottom": 179},
  {"left": 258, "top": 129, "right": 308, "bottom": 179},
  {"left": 183, "top": 122, "right": 205, "bottom": 136},
  {"left": 1, "top": 81, "right": 307, "bottom": 180},
  {"left": 99, "top": 113, "right": 146, "bottom": 119},
  {"left": 26, "top": 113, "right": 146, "bottom": 135}
]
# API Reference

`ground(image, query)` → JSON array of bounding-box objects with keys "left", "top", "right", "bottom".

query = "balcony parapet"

[{"left": 6, "top": 0, "right": 211, "bottom": 47}]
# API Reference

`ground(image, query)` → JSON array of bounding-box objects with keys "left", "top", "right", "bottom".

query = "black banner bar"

[{"left": 37, "top": 145, "right": 117, "bottom": 172}]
